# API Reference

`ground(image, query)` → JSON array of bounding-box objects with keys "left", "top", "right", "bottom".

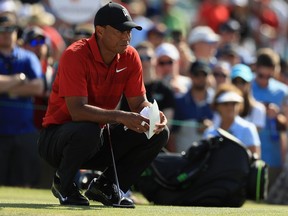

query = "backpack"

[{"left": 136, "top": 128, "right": 268, "bottom": 207}]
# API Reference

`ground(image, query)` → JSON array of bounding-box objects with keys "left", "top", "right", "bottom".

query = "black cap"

[
  {"left": 22, "top": 26, "right": 46, "bottom": 43},
  {"left": 218, "top": 43, "right": 239, "bottom": 57},
  {"left": 219, "top": 19, "right": 240, "bottom": 33},
  {"left": 189, "top": 60, "right": 212, "bottom": 75},
  {"left": 94, "top": 2, "right": 142, "bottom": 32}
]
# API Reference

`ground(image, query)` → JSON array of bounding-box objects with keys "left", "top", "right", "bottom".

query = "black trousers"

[
  {"left": 0, "top": 132, "right": 40, "bottom": 187},
  {"left": 38, "top": 122, "right": 169, "bottom": 192}
]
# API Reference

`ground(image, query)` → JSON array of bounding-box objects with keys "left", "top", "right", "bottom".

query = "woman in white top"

[
  {"left": 231, "top": 64, "right": 266, "bottom": 131},
  {"left": 203, "top": 84, "right": 261, "bottom": 156}
]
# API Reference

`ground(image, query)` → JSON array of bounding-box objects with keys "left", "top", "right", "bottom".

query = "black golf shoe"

[
  {"left": 51, "top": 174, "right": 89, "bottom": 206},
  {"left": 85, "top": 177, "right": 135, "bottom": 208}
]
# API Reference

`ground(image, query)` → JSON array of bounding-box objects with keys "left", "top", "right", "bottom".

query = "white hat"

[
  {"left": 0, "top": 0, "right": 17, "bottom": 13},
  {"left": 216, "top": 91, "right": 243, "bottom": 103},
  {"left": 188, "top": 26, "right": 220, "bottom": 45},
  {"left": 230, "top": 0, "right": 248, "bottom": 7},
  {"left": 155, "top": 42, "right": 179, "bottom": 60}
]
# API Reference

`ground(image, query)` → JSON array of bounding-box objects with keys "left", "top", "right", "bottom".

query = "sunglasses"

[
  {"left": 232, "top": 78, "right": 247, "bottom": 85},
  {"left": 0, "top": 25, "right": 17, "bottom": 33},
  {"left": 158, "top": 60, "right": 173, "bottom": 66},
  {"left": 213, "top": 72, "right": 227, "bottom": 78},
  {"left": 29, "top": 38, "right": 46, "bottom": 47},
  {"left": 220, "top": 102, "right": 238, "bottom": 106},
  {"left": 257, "top": 73, "right": 271, "bottom": 80},
  {"left": 140, "top": 55, "right": 152, "bottom": 62}
]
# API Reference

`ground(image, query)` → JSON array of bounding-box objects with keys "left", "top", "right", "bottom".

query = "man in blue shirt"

[
  {"left": 0, "top": 13, "right": 44, "bottom": 186},
  {"left": 251, "top": 48, "right": 288, "bottom": 190},
  {"left": 168, "top": 60, "right": 214, "bottom": 152}
]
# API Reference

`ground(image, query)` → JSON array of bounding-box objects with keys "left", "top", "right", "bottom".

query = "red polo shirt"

[{"left": 42, "top": 34, "right": 145, "bottom": 127}]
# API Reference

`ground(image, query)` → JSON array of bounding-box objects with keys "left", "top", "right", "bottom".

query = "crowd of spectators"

[{"left": 1, "top": 0, "right": 288, "bottom": 205}]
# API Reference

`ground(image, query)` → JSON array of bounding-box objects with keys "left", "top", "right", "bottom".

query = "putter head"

[{"left": 112, "top": 197, "right": 135, "bottom": 208}]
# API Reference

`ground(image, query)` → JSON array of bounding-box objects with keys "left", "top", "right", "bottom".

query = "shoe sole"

[{"left": 113, "top": 203, "right": 135, "bottom": 208}]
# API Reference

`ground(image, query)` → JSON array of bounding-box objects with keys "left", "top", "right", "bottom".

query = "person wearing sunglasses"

[
  {"left": 251, "top": 48, "right": 288, "bottom": 191},
  {"left": 0, "top": 13, "right": 44, "bottom": 187},
  {"left": 120, "top": 41, "right": 175, "bottom": 122},
  {"left": 231, "top": 64, "right": 266, "bottom": 132},
  {"left": 212, "top": 60, "right": 231, "bottom": 88},
  {"left": 168, "top": 60, "right": 214, "bottom": 152},
  {"left": 203, "top": 83, "right": 261, "bottom": 156},
  {"left": 155, "top": 42, "right": 191, "bottom": 97},
  {"left": 21, "top": 26, "right": 55, "bottom": 131}
]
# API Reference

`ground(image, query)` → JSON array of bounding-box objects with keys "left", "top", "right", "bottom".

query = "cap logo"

[{"left": 122, "top": 8, "right": 129, "bottom": 18}]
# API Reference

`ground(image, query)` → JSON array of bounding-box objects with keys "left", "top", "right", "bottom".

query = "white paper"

[{"left": 140, "top": 100, "right": 160, "bottom": 139}]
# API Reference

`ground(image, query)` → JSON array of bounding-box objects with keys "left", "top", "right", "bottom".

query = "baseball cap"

[
  {"left": 0, "top": 13, "right": 16, "bottom": 26},
  {"left": 94, "top": 2, "right": 142, "bottom": 32},
  {"left": 216, "top": 91, "right": 243, "bottom": 103},
  {"left": 189, "top": 60, "right": 212, "bottom": 75},
  {"left": 155, "top": 43, "right": 179, "bottom": 61},
  {"left": 219, "top": 19, "right": 240, "bottom": 33},
  {"left": 218, "top": 43, "right": 239, "bottom": 57},
  {"left": 188, "top": 26, "right": 220, "bottom": 45},
  {"left": 231, "top": 64, "right": 253, "bottom": 82},
  {"left": 22, "top": 26, "right": 46, "bottom": 43}
]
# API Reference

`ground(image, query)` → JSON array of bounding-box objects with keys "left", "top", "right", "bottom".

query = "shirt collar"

[{"left": 88, "top": 33, "right": 121, "bottom": 65}]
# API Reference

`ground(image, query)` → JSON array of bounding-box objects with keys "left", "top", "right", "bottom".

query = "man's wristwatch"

[{"left": 18, "top": 73, "right": 27, "bottom": 83}]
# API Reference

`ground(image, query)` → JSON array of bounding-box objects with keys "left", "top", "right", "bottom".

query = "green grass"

[{"left": 1, "top": 187, "right": 288, "bottom": 216}]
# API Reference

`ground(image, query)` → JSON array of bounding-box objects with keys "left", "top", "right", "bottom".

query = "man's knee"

[
  {"left": 153, "top": 126, "right": 170, "bottom": 148},
  {"left": 161, "top": 126, "right": 170, "bottom": 145}
]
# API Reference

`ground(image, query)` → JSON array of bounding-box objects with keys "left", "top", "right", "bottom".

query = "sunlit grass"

[{"left": 1, "top": 187, "right": 288, "bottom": 216}]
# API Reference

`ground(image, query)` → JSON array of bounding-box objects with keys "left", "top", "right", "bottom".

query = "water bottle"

[{"left": 268, "top": 118, "right": 279, "bottom": 141}]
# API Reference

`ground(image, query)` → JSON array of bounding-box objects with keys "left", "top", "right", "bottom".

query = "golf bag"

[{"left": 136, "top": 129, "right": 268, "bottom": 207}]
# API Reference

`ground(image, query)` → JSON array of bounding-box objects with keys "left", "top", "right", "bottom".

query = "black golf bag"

[{"left": 136, "top": 129, "right": 268, "bottom": 207}]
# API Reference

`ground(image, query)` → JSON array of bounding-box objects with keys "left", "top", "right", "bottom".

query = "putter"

[{"left": 106, "top": 124, "right": 134, "bottom": 208}]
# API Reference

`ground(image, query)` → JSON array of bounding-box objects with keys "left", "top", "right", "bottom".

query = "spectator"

[
  {"left": 120, "top": 41, "right": 175, "bottom": 122},
  {"left": 71, "top": 23, "right": 94, "bottom": 43},
  {"left": 160, "top": 0, "right": 189, "bottom": 37},
  {"left": 251, "top": 48, "right": 288, "bottom": 189},
  {"left": 204, "top": 83, "right": 261, "bottom": 156},
  {"left": 155, "top": 42, "right": 191, "bottom": 97},
  {"left": 231, "top": 63, "right": 266, "bottom": 131},
  {"left": 127, "top": 0, "right": 153, "bottom": 47},
  {"left": 212, "top": 60, "right": 231, "bottom": 88},
  {"left": 0, "top": 13, "right": 44, "bottom": 187},
  {"left": 193, "top": 0, "right": 230, "bottom": 32},
  {"left": 168, "top": 60, "right": 214, "bottom": 153},
  {"left": 218, "top": 18, "right": 241, "bottom": 46},
  {"left": 146, "top": 22, "right": 167, "bottom": 48},
  {"left": 20, "top": 25, "right": 55, "bottom": 130},
  {"left": 217, "top": 43, "right": 242, "bottom": 66},
  {"left": 24, "top": 3, "right": 66, "bottom": 62},
  {"left": 217, "top": 19, "right": 254, "bottom": 65},
  {"left": 188, "top": 25, "right": 220, "bottom": 67},
  {"left": 170, "top": 29, "right": 194, "bottom": 77},
  {"left": 279, "top": 58, "right": 288, "bottom": 86}
]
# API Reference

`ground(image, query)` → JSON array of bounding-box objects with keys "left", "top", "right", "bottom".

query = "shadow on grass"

[{"left": 0, "top": 203, "right": 110, "bottom": 211}]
